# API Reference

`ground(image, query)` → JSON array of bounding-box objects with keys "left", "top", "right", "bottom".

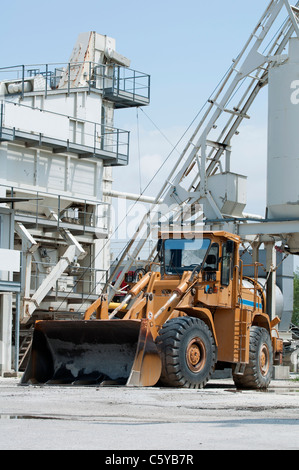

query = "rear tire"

[
  {"left": 233, "top": 326, "right": 273, "bottom": 390},
  {"left": 157, "top": 316, "right": 217, "bottom": 389}
]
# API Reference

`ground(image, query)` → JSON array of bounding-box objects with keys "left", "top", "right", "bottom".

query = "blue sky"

[
  {"left": 1, "top": 1, "right": 266, "bottom": 68},
  {"left": 0, "top": 1, "right": 268, "bottom": 124},
  {"left": 0, "top": 0, "right": 269, "bottom": 129}
]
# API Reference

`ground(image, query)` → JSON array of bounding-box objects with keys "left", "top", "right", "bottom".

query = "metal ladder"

[
  {"left": 235, "top": 309, "right": 251, "bottom": 371},
  {"left": 105, "top": 1, "right": 299, "bottom": 301},
  {"left": 18, "top": 331, "right": 33, "bottom": 371}
]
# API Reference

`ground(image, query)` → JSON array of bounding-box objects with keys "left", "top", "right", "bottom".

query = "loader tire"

[
  {"left": 232, "top": 326, "right": 273, "bottom": 390},
  {"left": 157, "top": 316, "right": 217, "bottom": 389}
]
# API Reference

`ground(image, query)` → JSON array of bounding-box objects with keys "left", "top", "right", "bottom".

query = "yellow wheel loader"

[{"left": 21, "top": 231, "right": 283, "bottom": 389}]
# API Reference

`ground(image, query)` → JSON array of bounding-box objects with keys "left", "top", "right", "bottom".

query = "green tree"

[{"left": 293, "top": 269, "right": 299, "bottom": 326}]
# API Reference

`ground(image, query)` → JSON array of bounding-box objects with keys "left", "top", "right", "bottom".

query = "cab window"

[
  {"left": 221, "top": 241, "right": 234, "bottom": 286},
  {"left": 164, "top": 238, "right": 211, "bottom": 275},
  {"left": 203, "top": 243, "right": 219, "bottom": 271}
]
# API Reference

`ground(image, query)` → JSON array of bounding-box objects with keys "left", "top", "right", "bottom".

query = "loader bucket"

[{"left": 21, "top": 319, "right": 162, "bottom": 387}]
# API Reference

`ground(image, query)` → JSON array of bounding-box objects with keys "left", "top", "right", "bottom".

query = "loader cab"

[
  {"left": 158, "top": 232, "right": 238, "bottom": 276},
  {"left": 158, "top": 232, "right": 239, "bottom": 308}
]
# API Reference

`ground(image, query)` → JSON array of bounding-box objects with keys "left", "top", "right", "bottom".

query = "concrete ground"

[{"left": 0, "top": 375, "right": 298, "bottom": 451}]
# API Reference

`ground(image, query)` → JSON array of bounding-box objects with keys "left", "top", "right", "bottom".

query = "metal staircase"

[
  {"left": 18, "top": 330, "right": 33, "bottom": 371},
  {"left": 105, "top": 1, "right": 299, "bottom": 302}
]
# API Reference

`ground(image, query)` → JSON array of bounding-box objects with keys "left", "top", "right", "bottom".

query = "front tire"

[
  {"left": 157, "top": 316, "right": 217, "bottom": 389},
  {"left": 233, "top": 326, "right": 273, "bottom": 390}
]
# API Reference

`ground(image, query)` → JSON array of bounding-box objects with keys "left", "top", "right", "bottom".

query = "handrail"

[
  {"left": 0, "top": 61, "right": 150, "bottom": 101},
  {"left": 0, "top": 99, "right": 130, "bottom": 163},
  {"left": 0, "top": 183, "right": 110, "bottom": 233}
]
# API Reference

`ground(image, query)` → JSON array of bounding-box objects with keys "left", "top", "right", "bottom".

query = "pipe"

[
  {"left": 15, "top": 293, "right": 20, "bottom": 373},
  {"left": 242, "top": 212, "right": 264, "bottom": 220},
  {"left": 103, "top": 189, "right": 160, "bottom": 204}
]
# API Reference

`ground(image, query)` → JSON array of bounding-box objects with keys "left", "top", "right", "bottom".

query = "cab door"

[{"left": 218, "top": 240, "right": 234, "bottom": 307}]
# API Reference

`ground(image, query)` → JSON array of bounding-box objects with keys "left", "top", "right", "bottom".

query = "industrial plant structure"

[
  {"left": 0, "top": 0, "right": 299, "bottom": 379},
  {"left": 0, "top": 32, "right": 150, "bottom": 374}
]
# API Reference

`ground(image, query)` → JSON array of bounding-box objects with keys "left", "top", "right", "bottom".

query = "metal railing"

[
  {"left": 0, "top": 183, "right": 111, "bottom": 233},
  {"left": 0, "top": 99, "right": 130, "bottom": 164},
  {"left": 97, "top": 64, "right": 150, "bottom": 103},
  {"left": 0, "top": 61, "right": 150, "bottom": 103},
  {"left": 29, "top": 260, "right": 108, "bottom": 300}
]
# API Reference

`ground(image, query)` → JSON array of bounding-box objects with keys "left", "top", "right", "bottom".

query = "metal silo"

[{"left": 267, "top": 37, "right": 299, "bottom": 253}]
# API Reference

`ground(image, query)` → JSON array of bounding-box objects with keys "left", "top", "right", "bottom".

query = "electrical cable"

[{"left": 136, "top": 107, "right": 142, "bottom": 195}]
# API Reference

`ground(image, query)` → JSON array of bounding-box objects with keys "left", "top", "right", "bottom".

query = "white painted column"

[
  {"left": 265, "top": 242, "right": 277, "bottom": 321},
  {"left": 0, "top": 293, "right": 13, "bottom": 375}
]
